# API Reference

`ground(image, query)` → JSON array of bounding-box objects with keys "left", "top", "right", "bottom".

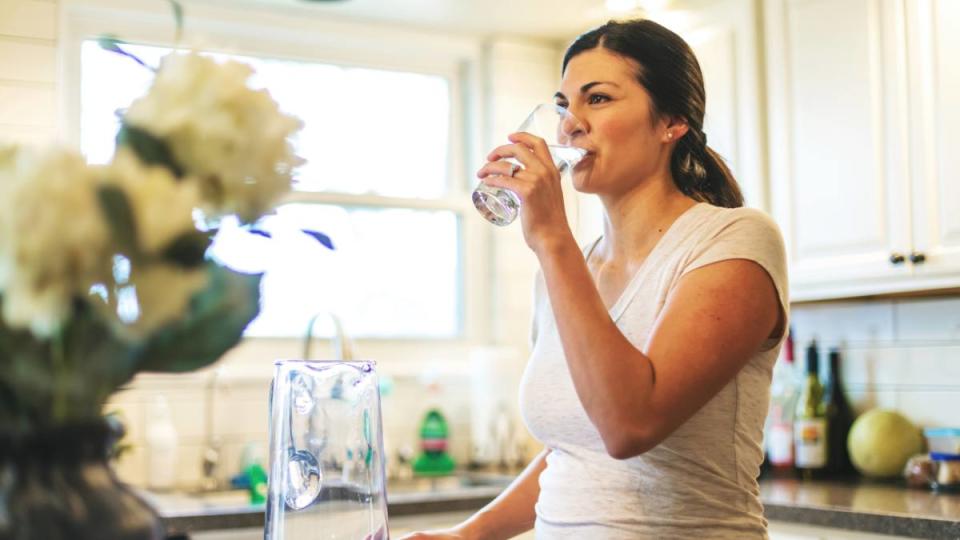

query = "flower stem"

[{"left": 52, "top": 329, "right": 67, "bottom": 422}]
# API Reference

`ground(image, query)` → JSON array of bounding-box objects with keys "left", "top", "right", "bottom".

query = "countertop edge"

[
  {"left": 764, "top": 502, "right": 960, "bottom": 539},
  {"left": 161, "top": 484, "right": 960, "bottom": 538},
  {"left": 162, "top": 491, "right": 501, "bottom": 535}
]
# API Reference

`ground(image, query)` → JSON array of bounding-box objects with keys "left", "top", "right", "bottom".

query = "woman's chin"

[{"left": 571, "top": 172, "right": 596, "bottom": 194}]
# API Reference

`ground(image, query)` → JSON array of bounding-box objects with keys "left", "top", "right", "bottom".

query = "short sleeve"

[{"left": 682, "top": 208, "right": 789, "bottom": 342}]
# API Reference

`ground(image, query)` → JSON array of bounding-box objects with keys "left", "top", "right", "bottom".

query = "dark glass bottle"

[
  {"left": 824, "top": 348, "right": 856, "bottom": 477},
  {"left": 794, "top": 340, "right": 828, "bottom": 479}
]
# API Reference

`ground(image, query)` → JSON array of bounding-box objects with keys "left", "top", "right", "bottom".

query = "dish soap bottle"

[
  {"left": 145, "top": 395, "right": 178, "bottom": 491},
  {"left": 412, "top": 409, "right": 455, "bottom": 476}
]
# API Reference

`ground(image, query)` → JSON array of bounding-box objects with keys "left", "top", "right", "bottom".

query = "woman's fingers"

[
  {"left": 509, "top": 131, "right": 553, "bottom": 166},
  {"left": 486, "top": 135, "right": 549, "bottom": 169},
  {"left": 476, "top": 159, "right": 520, "bottom": 180}
]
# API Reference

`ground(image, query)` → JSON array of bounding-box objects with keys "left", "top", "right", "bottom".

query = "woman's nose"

[{"left": 559, "top": 114, "right": 586, "bottom": 143}]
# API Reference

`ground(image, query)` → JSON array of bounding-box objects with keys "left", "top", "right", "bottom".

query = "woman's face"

[{"left": 557, "top": 48, "right": 673, "bottom": 195}]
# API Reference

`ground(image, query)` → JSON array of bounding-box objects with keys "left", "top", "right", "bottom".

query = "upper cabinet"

[
  {"left": 664, "top": 0, "right": 768, "bottom": 209},
  {"left": 905, "top": 0, "right": 960, "bottom": 289},
  {"left": 765, "top": 0, "right": 960, "bottom": 301}
]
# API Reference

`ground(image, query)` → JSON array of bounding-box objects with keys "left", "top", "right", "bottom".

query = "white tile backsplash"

[
  {"left": 894, "top": 297, "right": 960, "bottom": 341},
  {"left": 791, "top": 296, "right": 960, "bottom": 429},
  {"left": 789, "top": 300, "right": 896, "bottom": 347},
  {"left": 0, "top": 40, "right": 58, "bottom": 82}
]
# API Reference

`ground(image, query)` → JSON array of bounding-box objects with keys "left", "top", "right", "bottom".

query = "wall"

[
  {"left": 790, "top": 296, "right": 960, "bottom": 428},
  {"left": 0, "top": 0, "right": 59, "bottom": 145}
]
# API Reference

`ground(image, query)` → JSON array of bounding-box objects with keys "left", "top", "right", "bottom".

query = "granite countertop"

[
  {"left": 761, "top": 478, "right": 960, "bottom": 538},
  {"left": 153, "top": 476, "right": 960, "bottom": 538}
]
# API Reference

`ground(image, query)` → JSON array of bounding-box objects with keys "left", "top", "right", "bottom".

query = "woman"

[{"left": 402, "top": 18, "right": 787, "bottom": 539}]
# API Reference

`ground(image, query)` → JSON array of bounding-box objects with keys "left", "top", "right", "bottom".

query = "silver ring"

[{"left": 508, "top": 163, "right": 520, "bottom": 177}]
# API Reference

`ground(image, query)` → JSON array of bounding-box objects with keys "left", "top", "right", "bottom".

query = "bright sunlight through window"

[{"left": 80, "top": 41, "right": 461, "bottom": 339}]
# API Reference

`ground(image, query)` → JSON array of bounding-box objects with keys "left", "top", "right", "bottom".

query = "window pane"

[
  {"left": 80, "top": 41, "right": 451, "bottom": 198},
  {"left": 209, "top": 204, "right": 461, "bottom": 338}
]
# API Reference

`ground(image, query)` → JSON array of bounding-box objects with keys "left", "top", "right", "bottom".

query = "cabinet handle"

[
  {"left": 909, "top": 252, "right": 927, "bottom": 264},
  {"left": 889, "top": 253, "right": 906, "bottom": 265}
]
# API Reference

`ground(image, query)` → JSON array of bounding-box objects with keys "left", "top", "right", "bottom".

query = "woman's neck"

[{"left": 597, "top": 175, "right": 697, "bottom": 264}]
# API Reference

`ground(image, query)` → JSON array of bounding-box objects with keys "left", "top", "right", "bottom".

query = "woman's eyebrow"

[{"left": 555, "top": 81, "right": 619, "bottom": 101}]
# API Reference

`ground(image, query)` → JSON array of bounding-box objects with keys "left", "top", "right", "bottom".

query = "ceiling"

[{"left": 200, "top": 0, "right": 652, "bottom": 41}]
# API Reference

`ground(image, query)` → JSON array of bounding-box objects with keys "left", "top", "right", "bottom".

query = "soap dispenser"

[{"left": 145, "top": 395, "right": 178, "bottom": 491}]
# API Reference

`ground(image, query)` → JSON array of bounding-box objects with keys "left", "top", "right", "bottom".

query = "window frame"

[{"left": 61, "top": 0, "right": 492, "bottom": 345}]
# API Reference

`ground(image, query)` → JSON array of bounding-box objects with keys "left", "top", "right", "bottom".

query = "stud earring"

[{"left": 666, "top": 132, "right": 673, "bottom": 140}]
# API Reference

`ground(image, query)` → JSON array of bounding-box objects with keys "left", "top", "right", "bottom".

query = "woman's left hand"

[{"left": 477, "top": 132, "right": 575, "bottom": 254}]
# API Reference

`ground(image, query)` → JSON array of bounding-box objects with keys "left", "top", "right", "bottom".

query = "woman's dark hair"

[{"left": 562, "top": 19, "right": 743, "bottom": 208}]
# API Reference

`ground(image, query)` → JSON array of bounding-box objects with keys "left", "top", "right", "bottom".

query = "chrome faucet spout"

[
  {"left": 200, "top": 368, "right": 223, "bottom": 492},
  {"left": 303, "top": 311, "right": 355, "bottom": 361}
]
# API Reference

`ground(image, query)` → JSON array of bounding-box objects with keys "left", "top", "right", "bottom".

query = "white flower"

[
  {"left": 0, "top": 146, "right": 110, "bottom": 337},
  {"left": 123, "top": 52, "right": 304, "bottom": 224},
  {"left": 100, "top": 148, "right": 201, "bottom": 255}
]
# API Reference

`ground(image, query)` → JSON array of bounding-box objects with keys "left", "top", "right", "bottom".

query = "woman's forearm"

[
  {"left": 534, "top": 240, "right": 654, "bottom": 440},
  {"left": 457, "top": 449, "right": 549, "bottom": 540}
]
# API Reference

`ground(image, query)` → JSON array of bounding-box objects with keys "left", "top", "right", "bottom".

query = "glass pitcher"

[{"left": 265, "top": 360, "right": 389, "bottom": 539}]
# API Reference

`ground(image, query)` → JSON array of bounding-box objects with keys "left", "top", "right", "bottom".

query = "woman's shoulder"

[{"left": 696, "top": 204, "right": 783, "bottom": 240}]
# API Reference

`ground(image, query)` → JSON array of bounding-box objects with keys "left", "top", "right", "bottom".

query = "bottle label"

[
  {"left": 768, "top": 422, "right": 794, "bottom": 466},
  {"left": 794, "top": 418, "right": 827, "bottom": 468}
]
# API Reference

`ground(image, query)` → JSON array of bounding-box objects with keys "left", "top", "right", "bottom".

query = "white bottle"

[{"left": 145, "top": 395, "right": 178, "bottom": 491}]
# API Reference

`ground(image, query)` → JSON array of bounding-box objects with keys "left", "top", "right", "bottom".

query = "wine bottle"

[
  {"left": 765, "top": 328, "right": 798, "bottom": 477},
  {"left": 794, "top": 339, "right": 828, "bottom": 479},
  {"left": 824, "top": 347, "right": 856, "bottom": 477}
]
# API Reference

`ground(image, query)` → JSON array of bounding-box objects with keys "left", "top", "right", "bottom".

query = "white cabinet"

[
  {"left": 905, "top": 0, "right": 960, "bottom": 285},
  {"left": 765, "top": 0, "right": 960, "bottom": 301},
  {"left": 658, "top": 0, "right": 769, "bottom": 210}
]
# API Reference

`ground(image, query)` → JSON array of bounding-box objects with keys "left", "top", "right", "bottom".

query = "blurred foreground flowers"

[{"left": 0, "top": 49, "right": 309, "bottom": 429}]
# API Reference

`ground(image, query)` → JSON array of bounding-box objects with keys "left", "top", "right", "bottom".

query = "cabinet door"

[
  {"left": 765, "top": 0, "right": 912, "bottom": 300},
  {"left": 668, "top": 0, "right": 768, "bottom": 210},
  {"left": 906, "top": 0, "right": 960, "bottom": 284}
]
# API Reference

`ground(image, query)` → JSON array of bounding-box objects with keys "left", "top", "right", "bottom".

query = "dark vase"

[{"left": 0, "top": 420, "right": 164, "bottom": 540}]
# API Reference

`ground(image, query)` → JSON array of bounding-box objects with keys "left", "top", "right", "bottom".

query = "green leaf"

[
  {"left": 116, "top": 124, "right": 185, "bottom": 178},
  {"left": 161, "top": 231, "right": 212, "bottom": 268},
  {"left": 57, "top": 300, "right": 142, "bottom": 415},
  {"left": 136, "top": 265, "right": 261, "bottom": 373},
  {"left": 97, "top": 35, "right": 155, "bottom": 72},
  {"left": 96, "top": 185, "right": 140, "bottom": 257},
  {"left": 168, "top": 0, "right": 184, "bottom": 44}
]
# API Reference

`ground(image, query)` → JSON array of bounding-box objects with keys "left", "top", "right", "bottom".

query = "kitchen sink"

[
  {"left": 145, "top": 471, "right": 515, "bottom": 513},
  {"left": 388, "top": 472, "right": 514, "bottom": 494}
]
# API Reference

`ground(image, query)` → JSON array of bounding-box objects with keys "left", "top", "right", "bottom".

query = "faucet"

[
  {"left": 303, "top": 311, "right": 355, "bottom": 361},
  {"left": 199, "top": 367, "right": 223, "bottom": 492}
]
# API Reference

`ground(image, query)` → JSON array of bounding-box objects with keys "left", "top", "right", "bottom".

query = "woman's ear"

[{"left": 662, "top": 118, "right": 690, "bottom": 143}]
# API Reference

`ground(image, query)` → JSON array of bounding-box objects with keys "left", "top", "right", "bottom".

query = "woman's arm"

[
  {"left": 399, "top": 449, "right": 548, "bottom": 540},
  {"left": 478, "top": 133, "right": 781, "bottom": 460},
  {"left": 536, "top": 239, "right": 780, "bottom": 459}
]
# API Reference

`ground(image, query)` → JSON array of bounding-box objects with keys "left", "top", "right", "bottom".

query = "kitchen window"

[{"left": 78, "top": 40, "right": 473, "bottom": 339}]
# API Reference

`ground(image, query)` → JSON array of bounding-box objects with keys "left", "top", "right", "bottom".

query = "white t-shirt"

[{"left": 519, "top": 203, "right": 789, "bottom": 539}]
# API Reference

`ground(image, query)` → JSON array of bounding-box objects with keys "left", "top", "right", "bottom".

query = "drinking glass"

[
  {"left": 265, "top": 360, "right": 388, "bottom": 540},
  {"left": 472, "top": 103, "right": 586, "bottom": 226}
]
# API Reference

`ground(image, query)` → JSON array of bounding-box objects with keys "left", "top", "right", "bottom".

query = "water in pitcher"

[{"left": 472, "top": 144, "right": 587, "bottom": 226}]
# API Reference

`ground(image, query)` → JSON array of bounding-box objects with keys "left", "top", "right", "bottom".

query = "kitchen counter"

[
  {"left": 152, "top": 473, "right": 511, "bottom": 537},
  {"left": 761, "top": 478, "right": 960, "bottom": 538},
  {"left": 153, "top": 477, "right": 960, "bottom": 539}
]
